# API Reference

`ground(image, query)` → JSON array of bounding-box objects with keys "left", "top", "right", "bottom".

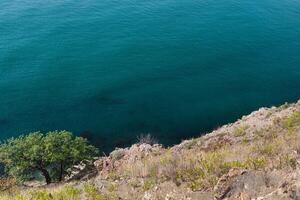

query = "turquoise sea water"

[{"left": 0, "top": 0, "right": 300, "bottom": 151}]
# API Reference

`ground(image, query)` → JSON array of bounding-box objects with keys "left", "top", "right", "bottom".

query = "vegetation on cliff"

[
  {"left": 0, "top": 131, "right": 98, "bottom": 185},
  {"left": 0, "top": 101, "right": 299, "bottom": 199}
]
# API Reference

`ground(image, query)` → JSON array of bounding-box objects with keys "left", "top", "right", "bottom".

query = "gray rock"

[{"left": 64, "top": 160, "right": 97, "bottom": 182}]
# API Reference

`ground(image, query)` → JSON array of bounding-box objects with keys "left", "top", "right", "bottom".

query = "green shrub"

[{"left": 0, "top": 131, "right": 98, "bottom": 184}]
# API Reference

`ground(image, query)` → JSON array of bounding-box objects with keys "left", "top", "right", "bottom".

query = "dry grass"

[
  {"left": 0, "top": 185, "right": 81, "bottom": 200},
  {"left": 0, "top": 182, "right": 119, "bottom": 200},
  {"left": 1, "top": 104, "right": 299, "bottom": 198},
  {"left": 111, "top": 109, "right": 300, "bottom": 191}
]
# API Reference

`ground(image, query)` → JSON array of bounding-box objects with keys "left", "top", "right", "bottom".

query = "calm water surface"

[{"left": 0, "top": 0, "right": 300, "bottom": 151}]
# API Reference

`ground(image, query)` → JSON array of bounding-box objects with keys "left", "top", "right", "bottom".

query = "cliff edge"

[{"left": 2, "top": 100, "right": 300, "bottom": 200}]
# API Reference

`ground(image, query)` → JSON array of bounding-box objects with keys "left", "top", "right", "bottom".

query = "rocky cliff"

[{"left": 2, "top": 100, "right": 300, "bottom": 200}]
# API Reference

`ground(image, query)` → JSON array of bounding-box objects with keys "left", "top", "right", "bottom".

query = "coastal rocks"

[
  {"left": 64, "top": 160, "right": 98, "bottom": 182},
  {"left": 11, "top": 101, "right": 300, "bottom": 200},
  {"left": 173, "top": 99, "right": 300, "bottom": 154},
  {"left": 139, "top": 181, "right": 213, "bottom": 200},
  {"left": 214, "top": 168, "right": 247, "bottom": 200},
  {"left": 173, "top": 133, "right": 234, "bottom": 152},
  {"left": 213, "top": 169, "right": 300, "bottom": 200},
  {"left": 200, "top": 134, "right": 234, "bottom": 152},
  {"left": 225, "top": 171, "right": 269, "bottom": 198},
  {"left": 263, "top": 170, "right": 300, "bottom": 200},
  {"left": 126, "top": 143, "right": 163, "bottom": 162},
  {"left": 94, "top": 143, "right": 164, "bottom": 176}
]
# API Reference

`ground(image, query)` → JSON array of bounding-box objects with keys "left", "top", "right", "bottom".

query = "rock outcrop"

[{"left": 64, "top": 160, "right": 98, "bottom": 182}]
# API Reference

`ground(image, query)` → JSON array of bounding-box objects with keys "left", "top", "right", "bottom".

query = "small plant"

[
  {"left": 283, "top": 112, "right": 300, "bottom": 133},
  {"left": 183, "top": 138, "right": 198, "bottom": 149},
  {"left": 279, "top": 102, "right": 290, "bottom": 110},
  {"left": 253, "top": 143, "right": 276, "bottom": 157},
  {"left": 245, "top": 157, "right": 266, "bottom": 170},
  {"left": 233, "top": 125, "right": 249, "bottom": 137},
  {"left": 84, "top": 183, "right": 105, "bottom": 200},
  {"left": 56, "top": 186, "right": 80, "bottom": 200},
  {"left": 189, "top": 179, "right": 204, "bottom": 191},
  {"left": 0, "top": 193, "right": 25, "bottom": 200},
  {"left": 107, "top": 172, "right": 119, "bottom": 181},
  {"left": 13, "top": 194, "right": 26, "bottom": 200},
  {"left": 137, "top": 134, "right": 158, "bottom": 145},
  {"left": 107, "top": 183, "right": 117, "bottom": 193},
  {"left": 242, "top": 138, "right": 249, "bottom": 144},
  {"left": 221, "top": 161, "right": 246, "bottom": 172},
  {"left": 143, "top": 179, "right": 155, "bottom": 191},
  {"left": 147, "top": 162, "right": 159, "bottom": 178},
  {"left": 29, "top": 190, "right": 51, "bottom": 200},
  {"left": 174, "top": 152, "right": 225, "bottom": 190},
  {"left": 278, "top": 154, "right": 297, "bottom": 170},
  {"left": 253, "top": 128, "right": 278, "bottom": 141},
  {"left": 129, "top": 179, "right": 141, "bottom": 188}
]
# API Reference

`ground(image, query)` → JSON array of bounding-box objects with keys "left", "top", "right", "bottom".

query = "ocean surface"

[{"left": 0, "top": 0, "right": 300, "bottom": 151}]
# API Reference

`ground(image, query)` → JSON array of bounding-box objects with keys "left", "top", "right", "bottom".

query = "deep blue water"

[{"left": 0, "top": 0, "right": 300, "bottom": 151}]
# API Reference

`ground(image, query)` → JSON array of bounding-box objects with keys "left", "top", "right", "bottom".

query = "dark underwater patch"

[
  {"left": 95, "top": 95, "right": 125, "bottom": 105},
  {"left": 0, "top": 118, "right": 9, "bottom": 126},
  {"left": 113, "top": 137, "right": 133, "bottom": 149},
  {"left": 79, "top": 130, "right": 107, "bottom": 150}
]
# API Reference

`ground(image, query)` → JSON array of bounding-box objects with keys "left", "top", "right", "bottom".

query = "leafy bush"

[{"left": 0, "top": 131, "right": 98, "bottom": 184}]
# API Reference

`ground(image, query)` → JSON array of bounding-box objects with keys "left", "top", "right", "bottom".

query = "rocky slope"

[{"left": 2, "top": 100, "right": 300, "bottom": 200}]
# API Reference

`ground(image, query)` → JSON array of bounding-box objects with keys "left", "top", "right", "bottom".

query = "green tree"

[{"left": 0, "top": 131, "right": 98, "bottom": 184}]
